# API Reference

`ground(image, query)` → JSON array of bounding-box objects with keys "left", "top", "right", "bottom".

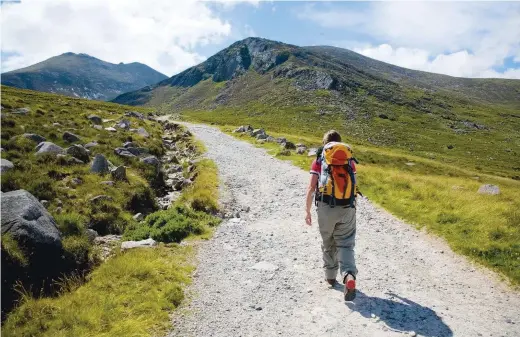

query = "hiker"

[{"left": 305, "top": 130, "right": 358, "bottom": 301}]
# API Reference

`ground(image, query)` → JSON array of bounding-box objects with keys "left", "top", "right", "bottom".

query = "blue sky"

[{"left": 2, "top": 1, "right": 519, "bottom": 79}]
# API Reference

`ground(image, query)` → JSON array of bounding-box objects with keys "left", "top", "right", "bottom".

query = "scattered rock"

[
  {"left": 1, "top": 158, "right": 14, "bottom": 173},
  {"left": 115, "top": 120, "right": 131, "bottom": 130},
  {"left": 63, "top": 131, "right": 80, "bottom": 143},
  {"left": 90, "top": 195, "right": 113, "bottom": 203},
  {"left": 266, "top": 136, "right": 276, "bottom": 142},
  {"left": 55, "top": 207, "right": 62, "bottom": 214},
  {"left": 379, "top": 114, "right": 389, "bottom": 119},
  {"left": 84, "top": 141, "right": 98, "bottom": 149},
  {"left": 114, "top": 147, "right": 136, "bottom": 158},
  {"left": 40, "top": 200, "right": 49, "bottom": 208},
  {"left": 136, "top": 127, "right": 150, "bottom": 138},
  {"left": 104, "top": 127, "right": 117, "bottom": 132},
  {"left": 256, "top": 133, "right": 268, "bottom": 140},
  {"left": 125, "top": 111, "right": 144, "bottom": 120},
  {"left": 276, "top": 137, "right": 287, "bottom": 144},
  {"left": 93, "top": 125, "right": 103, "bottom": 130},
  {"left": 87, "top": 115, "right": 102, "bottom": 125},
  {"left": 71, "top": 177, "right": 83, "bottom": 185},
  {"left": 35, "top": 142, "right": 64, "bottom": 155},
  {"left": 66, "top": 144, "right": 89, "bottom": 163},
  {"left": 86, "top": 229, "right": 98, "bottom": 243},
  {"left": 478, "top": 184, "right": 500, "bottom": 195},
  {"left": 123, "top": 141, "right": 136, "bottom": 148},
  {"left": 111, "top": 166, "right": 127, "bottom": 181},
  {"left": 12, "top": 107, "right": 30, "bottom": 115},
  {"left": 282, "top": 141, "right": 296, "bottom": 150},
  {"left": 308, "top": 148, "right": 318, "bottom": 156},
  {"left": 405, "top": 162, "right": 416, "bottom": 166},
  {"left": 52, "top": 122, "right": 61, "bottom": 127},
  {"left": 121, "top": 238, "right": 156, "bottom": 251},
  {"left": 100, "top": 181, "right": 114, "bottom": 186},
  {"left": 141, "top": 156, "right": 161, "bottom": 167},
  {"left": 447, "top": 145, "right": 454, "bottom": 149},
  {"left": 23, "top": 133, "right": 46, "bottom": 143},
  {"left": 133, "top": 213, "right": 144, "bottom": 222},
  {"left": 252, "top": 129, "right": 266, "bottom": 137},
  {"left": 296, "top": 147, "right": 306, "bottom": 155},
  {"left": 90, "top": 154, "right": 110, "bottom": 174}
]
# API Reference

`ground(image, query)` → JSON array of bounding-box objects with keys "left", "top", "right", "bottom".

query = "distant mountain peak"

[{"left": 2, "top": 53, "right": 167, "bottom": 101}]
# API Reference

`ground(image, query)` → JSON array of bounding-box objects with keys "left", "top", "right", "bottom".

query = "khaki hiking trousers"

[{"left": 316, "top": 201, "right": 357, "bottom": 281}]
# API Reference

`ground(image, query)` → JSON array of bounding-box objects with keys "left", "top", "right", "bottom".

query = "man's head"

[{"left": 322, "top": 130, "right": 341, "bottom": 145}]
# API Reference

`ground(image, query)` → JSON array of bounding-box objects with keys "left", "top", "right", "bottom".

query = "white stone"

[
  {"left": 121, "top": 238, "right": 156, "bottom": 250},
  {"left": 250, "top": 261, "right": 279, "bottom": 271}
]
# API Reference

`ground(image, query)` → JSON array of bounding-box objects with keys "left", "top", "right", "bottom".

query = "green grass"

[
  {"left": 178, "top": 159, "right": 220, "bottom": 213},
  {"left": 189, "top": 121, "right": 520, "bottom": 285},
  {"left": 1, "top": 245, "right": 192, "bottom": 337}
]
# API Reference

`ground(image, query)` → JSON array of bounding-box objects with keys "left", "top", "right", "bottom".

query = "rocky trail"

[{"left": 169, "top": 123, "right": 520, "bottom": 337}]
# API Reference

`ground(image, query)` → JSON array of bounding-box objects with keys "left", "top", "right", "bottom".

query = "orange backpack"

[{"left": 317, "top": 142, "right": 358, "bottom": 207}]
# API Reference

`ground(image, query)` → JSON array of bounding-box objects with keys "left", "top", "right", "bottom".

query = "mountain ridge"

[{"left": 2, "top": 53, "right": 168, "bottom": 101}]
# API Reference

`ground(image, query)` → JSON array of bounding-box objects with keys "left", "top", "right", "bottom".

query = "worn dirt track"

[{"left": 169, "top": 123, "right": 520, "bottom": 337}]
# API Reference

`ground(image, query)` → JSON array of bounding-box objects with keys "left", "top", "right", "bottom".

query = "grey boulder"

[
  {"left": 136, "top": 127, "right": 150, "bottom": 138},
  {"left": 478, "top": 184, "right": 500, "bottom": 195},
  {"left": 1, "top": 189, "right": 63, "bottom": 257},
  {"left": 140, "top": 156, "right": 161, "bottom": 167},
  {"left": 66, "top": 144, "right": 89, "bottom": 163},
  {"left": 88, "top": 115, "right": 102, "bottom": 125},
  {"left": 90, "top": 154, "right": 110, "bottom": 174},
  {"left": 125, "top": 111, "right": 144, "bottom": 120},
  {"left": 115, "top": 120, "right": 131, "bottom": 130},
  {"left": 121, "top": 238, "right": 156, "bottom": 251},
  {"left": 63, "top": 131, "right": 80, "bottom": 143},
  {"left": 35, "top": 142, "right": 64, "bottom": 155},
  {"left": 111, "top": 166, "right": 127, "bottom": 181},
  {"left": 1, "top": 158, "right": 14, "bottom": 173},
  {"left": 23, "top": 133, "right": 46, "bottom": 143}
]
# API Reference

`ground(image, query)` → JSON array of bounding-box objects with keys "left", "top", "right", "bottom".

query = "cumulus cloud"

[
  {"left": 1, "top": 0, "right": 233, "bottom": 76},
  {"left": 299, "top": 2, "right": 520, "bottom": 79}
]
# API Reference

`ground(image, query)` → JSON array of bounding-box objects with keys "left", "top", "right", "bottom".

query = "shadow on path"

[{"left": 337, "top": 286, "right": 453, "bottom": 337}]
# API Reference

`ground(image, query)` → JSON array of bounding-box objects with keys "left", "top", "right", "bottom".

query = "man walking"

[{"left": 304, "top": 130, "right": 358, "bottom": 301}]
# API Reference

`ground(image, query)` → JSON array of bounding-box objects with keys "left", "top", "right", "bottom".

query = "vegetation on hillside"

[{"left": 1, "top": 88, "right": 221, "bottom": 336}]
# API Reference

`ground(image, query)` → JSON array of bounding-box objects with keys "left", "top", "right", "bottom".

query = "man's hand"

[{"left": 305, "top": 211, "right": 312, "bottom": 226}]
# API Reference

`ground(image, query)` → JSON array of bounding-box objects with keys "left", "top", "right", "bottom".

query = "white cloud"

[
  {"left": 354, "top": 44, "right": 520, "bottom": 79},
  {"left": 1, "top": 0, "right": 234, "bottom": 76},
  {"left": 299, "top": 2, "right": 520, "bottom": 79}
]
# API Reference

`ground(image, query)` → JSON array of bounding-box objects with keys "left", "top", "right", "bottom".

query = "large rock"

[
  {"left": 125, "top": 111, "right": 144, "bottom": 120},
  {"left": 115, "top": 120, "right": 131, "bottom": 130},
  {"left": 136, "top": 127, "right": 150, "bottom": 138},
  {"left": 275, "top": 137, "right": 287, "bottom": 144},
  {"left": 121, "top": 238, "right": 156, "bottom": 251},
  {"left": 478, "top": 184, "right": 500, "bottom": 195},
  {"left": 141, "top": 156, "right": 160, "bottom": 167},
  {"left": 84, "top": 141, "right": 98, "bottom": 149},
  {"left": 90, "top": 154, "right": 110, "bottom": 174},
  {"left": 111, "top": 166, "right": 127, "bottom": 181},
  {"left": 66, "top": 144, "right": 89, "bottom": 163},
  {"left": 1, "top": 158, "right": 14, "bottom": 173},
  {"left": 88, "top": 115, "right": 102, "bottom": 125},
  {"left": 35, "top": 142, "right": 64, "bottom": 155},
  {"left": 63, "top": 131, "right": 80, "bottom": 143},
  {"left": 282, "top": 141, "right": 296, "bottom": 150},
  {"left": 114, "top": 147, "right": 136, "bottom": 158},
  {"left": 1, "top": 190, "right": 63, "bottom": 256},
  {"left": 252, "top": 128, "right": 266, "bottom": 137},
  {"left": 23, "top": 133, "right": 46, "bottom": 143},
  {"left": 256, "top": 133, "right": 268, "bottom": 140}
]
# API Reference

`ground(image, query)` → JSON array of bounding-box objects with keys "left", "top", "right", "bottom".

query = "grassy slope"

[
  {"left": 182, "top": 119, "right": 520, "bottom": 285},
  {"left": 1, "top": 88, "right": 221, "bottom": 336}
]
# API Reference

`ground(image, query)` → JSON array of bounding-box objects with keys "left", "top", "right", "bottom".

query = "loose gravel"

[{"left": 169, "top": 123, "right": 520, "bottom": 337}]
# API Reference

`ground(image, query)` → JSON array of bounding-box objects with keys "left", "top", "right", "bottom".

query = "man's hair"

[{"left": 322, "top": 130, "right": 342, "bottom": 144}]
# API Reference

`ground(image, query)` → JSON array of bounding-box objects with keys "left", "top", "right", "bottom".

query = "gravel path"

[{"left": 169, "top": 123, "right": 520, "bottom": 337}]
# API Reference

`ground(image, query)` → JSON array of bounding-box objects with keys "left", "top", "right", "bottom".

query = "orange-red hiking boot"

[{"left": 344, "top": 274, "right": 356, "bottom": 301}]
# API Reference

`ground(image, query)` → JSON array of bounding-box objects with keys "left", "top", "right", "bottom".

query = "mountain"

[
  {"left": 112, "top": 37, "right": 520, "bottom": 179},
  {"left": 112, "top": 37, "right": 520, "bottom": 108},
  {"left": 1, "top": 53, "right": 168, "bottom": 101}
]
